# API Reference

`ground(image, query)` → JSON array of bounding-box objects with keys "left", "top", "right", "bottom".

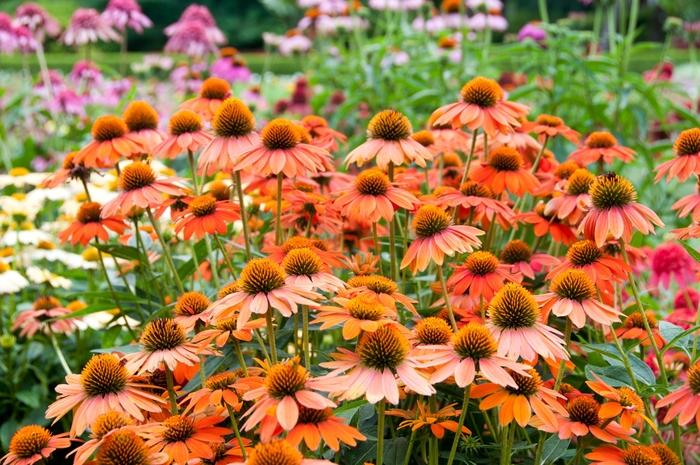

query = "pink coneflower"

[
  {"left": 12, "top": 25, "right": 37, "bottom": 53},
  {"left": 143, "top": 414, "right": 231, "bottom": 464},
  {"left": 70, "top": 60, "right": 102, "bottom": 86},
  {"left": 300, "top": 115, "right": 347, "bottom": 153},
  {"left": 181, "top": 77, "right": 231, "bottom": 122},
  {"left": 672, "top": 180, "right": 700, "bottom": 221},
  {"left": 74, "top": 115, "right": 144, "bottom": 168},
  {"left": 45, "top": 353, "right": 164, "bottom": 436},
  {"left": 14, "top": 3, "right": 60, "bottom": 40},
  {"left": 68, "top": 412, "right": 136, "bottom": 465},
  {"left": 0, "top": 13, "right": 16, "bottom": 53},
  {"left": 154, "top": 110, "right": 213, "bottom": 160},
  {"left": 164, "top": 20, "right": 216, "bottom": 57},
  {"left": 123, "top": 100, "right": 164, "bottom": 153},
  {"left": 522, "top": 114, "right": 580, "bottom": 145},
  {"left": 470, "top": 146, "right": 540, "bottom": 196},
  {"left": 101, "top": 161, "right": 187, "bottom": 218},
  {"left": 172, "top": 291, "right": 211, "bottom": 332},
  {"left": 656, "top": 128, "right": 700, "bottom": 182},
  {"left": 540, "top": 396, "right": 635, "bottom": 443},
  {"left": 569, "top": 131, "right": 635, "bottom": 166},
  {"left": 649, "top": 242, "right": 697, "bottom": 289},
  {"left": 447, "top": 251, "right": 522, "bottom": 302},
  {"left": 46, "top": 88, "right": 84, "bottom": 117},
  {"left": 102, "top": 0, "right": 152, "bottom": 33},
  {"left": 62, "top": 8, "right": 119, "bottom": 46},
  {"left": 343, "top": 274, "right": 418, "bottom": 316},
  {"left": 1, "top": 425, "right": 70, "bottom": 465},
  {"left": 499, "top": 240, "right": 558, "bottom": 280},
  {"left": 166, "top": 4, "right": 225, "bottom": 45},
  {"left": 13, "top": 296, "right": 75, "bottom": 338},
  {"left": 322, "top": 326, "right": 435, "bottom": 404},
  {"left": 263, "top": 236, "right": 345, "bottom": 268},
  {"left": 544, "top": 168, "right": 595, "bottom": 225},
  {"left": 657, "top": 361, "right": 700, "bottom": 429},
  {"left": 433, "top": 182, "right": 516, "bottom": 230},
  {"left": 427, "top": 115, "right": 473, "bottom": 155},
  {"left": 282, "top": 247, "right": 346, "bottom": 292}
]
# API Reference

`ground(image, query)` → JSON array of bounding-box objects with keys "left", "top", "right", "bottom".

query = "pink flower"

[
  {"left": 14, "top": 3, "right": 61, "bottom": 40},
  {"left": 12, "top": 25, "right": 37, "bottom": 54},
  {"left": 102, "top": 0, "right": 152, "bottom": 33},
  {"left": 165, "top": 4, "right": 225, "bottom": 44},
  {"left": 0, "top": 14, "right": 17, "bottom": 52},
  {"left": 62, "top": 8, "right": 119, "bottom": 46},
  {"left": 70, "top": 60, "right": 102, "bottom": 87},
  {"left": 164, "top": 20, "right": 216, "bottom": 57},
  {"left": 46, "top": 89, "right": 85, "bottom": 117},
  {"left": 649, "top": 242, "right": 698, "bottom": 289}
]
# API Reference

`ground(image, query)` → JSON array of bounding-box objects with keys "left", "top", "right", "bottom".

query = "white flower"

[
  {"left": 1, "top": 229, "right": 53, "bottom": 246},
  {"left": 26, "top": 266, "right": 71, "bottom": 289},
  {"left": 0, "top": 266, "right": 29, "bottom": 294},
  {"left": 74, "top": 311, "right": 140, "bottom": 330}
]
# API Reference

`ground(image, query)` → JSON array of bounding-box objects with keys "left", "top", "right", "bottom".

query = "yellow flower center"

[
  {"left": 208, "top": 181, "right": 231, "bottom": 201},
  {"left": 0, "top": 261, "right": 9, "bottom": 273},
  {"left": 551, "top": 269, "right": 596, "bottom": 302},
  {"left": 216, "top": 318, "right": 238, "bottom": 332},
  {"left": 189, "top": 194, "right": 217, "bottom": 217},
  {"left": 162, "top": 415, "right": 195, "bottom": 442},
  {"left": 301, "top": 114, "right": 328, "bottom": 129},
  {"left": 205, "top": 371, "right": 239, "bottom": 391},
  {"left": 169, "top": 110, "right": 203, "bottom": 136},
  {"left": 566, "top": 396, "right": 600, "bottom": 426},
  {"left": 674, "top": 128, "right": 700, "bottom": 157},
  {"left": 413, "top": 204, "right": 451, "bottom": 238},
  {"left": 620, "top": 447, "right": 663, "bottom": 465},
  {"left": 566, "top": 169, "right": 595, "bottom": 196},
  {"left": 500, "top": 240, "right": 532, "bottom": 264},
  {"left": 624, "top": 311, "right": 658, "bottom": 330},
  {"left": 123, "top": 100, "right": 159, "bottom": 132},
  {"left": 464, "top": 251, "right": 499, "bottom": 276},
  {"left": 217, "top": 281, "right": 240, "bottom": 299},
  {"left": 247, "top": 440, "right": 303, "bottom": 465},
  {"left": 261, "top": 118, "right": 301, "bottom": 150},
  {"left": 453, "top": 323, "right": 497, "bottom": 360},
  {"left": 649, "top": 444, "right": 682, "bottom": 465},
  {"left": 488, "top": 146, "right": 523, "bottom": 171},
  {"left": 9, "top": 426, "right": 51, "bottom": 459},
  {"left": 297, "top": 406, "right": 332, "bottom": 424},
  {"left": 411, "top": 130, "right": 435, "bottom": 147},
  {"left": 367, "top": 109, "right": 412, "bottom": 141},
  {"left": 92, "top": 412, "right": 133, "bottom": 439},
  {"left": 460, "top": 181, "right": 493, "bottom": 198},
  {"left": 213, "top": 98, "right": 255, "bottom": 138},
  {"left": 281, "top": 236, "right": 325, "bottom": 253},
  {"left": 590, "top": 173, "right": 637, "bottom": 209},
  {"left": 585, "top": 131, "right": 617, "bottom": 149},
  {"left": 617, "top": 387, "right": 644, "bottom": 411},
  {"left": 415, "top": 317, "right": 453, "bottom": 345},
  {"left": 347, "top": 274, "right": 398, "bottom": 295},
  {"left": 200, "top": 77, "right": 231, "bottom": 100},
  {"left": 488, "top": 283, "right": 540, "bottom": 329},
  {"left": 554, "top": 160, "right": 580, "bottom": 179},
  {"left": 175, "top": 291, "right": 210, "bottom": 316},
  {"left": 282, "top": 247, "right": 322, "bottom": 276},
  {"left": 459, "top": 77, "right": 503, "bottom": 108},
  {"left": 535, "top": 114, "right": 564, "bottom": 127},
  {"left": 265, "top": 359, "right": 308, "bottom": 398},
  {"left": 239, "top": 258, "right": 286, "bottom": 294},
  {"left": 505, "top": 369, "right": 542, "bottom": 396},
  {"left": 119, "top": 162, "right": 156, "bottom": 191},
  {"left": 33, "top": 295, "right": 61, "bottom": 310},
  {"left": 96, "top": 430, "right": 150, "bottom": 465},
  {"left": 688, "top": 362, "right": 700, "bottom": 394},
  {"left": 140, "top": 319, "right": 186, "bottom": 352},
  {"left": 567, "top": 240, "right": 602, "bottom": 266},
  {"left": 10, "top": 167, "right": 30, "bottom": 176},
  {"left": 62, "top": 152, "right": 78, "bottom": 170},
  {"left": 80, "top": 354, "right": 129, "bottom": 397},
  {"left": 355, "top": 168, "right": 391, "bottom": 196},
  {"left": 358, "top": 325, "right": 410, "bottom": 371},
  {"left": 346, "top": 296, "right": 386, "bottom": 321},
  {"left": 77, "top": 201, "right": 103, "bottom": 223},
  {"left": 92, "top": 115, "right": 128, "bottom": 142}
]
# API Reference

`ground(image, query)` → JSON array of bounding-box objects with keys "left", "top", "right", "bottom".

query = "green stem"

[
  {"left": 377, "top": 400, "right": 386, "bottom": 465},
  {"left": 530, "top": 135, "right": 549, "bottom": 174},
  {"left": 49, "top": 331, "right": 71, "bottom": 375},
  {"left": 146, "top": 208, "right": 184, "bottom": 294},
  {"left": 500, "top": 422, "right": 515, "bottom": 465},
  {"left": 94, "top": 238, "right": 136, "bottom": 339},
  {"left": 553, "top": 318, "right": 572, "bottom": 390},
  {"left": 402, "top": 429, "right": 416, "bottom": 465},
  {"left": 447, "top": 384, "right": 472, "bottom": 465},
  {"left": 437, "top": 266, "right": 458, "bottom": 331},
  {"left": 302, "top": 306, "right": 311, "bottom": 369},
  {"left": 538, "top": 0, "right": 549, "bottom": 23},
  {"left": 213, "top": 234, "right": 236, "bottom": 277},
  {"left": 233, "top": 339, "right": 248, "bottom": 376},
  {"left": 226, "top": 403, "right": 248, "bottom": 459},
  {"left": 275, "top": 173, "right": 284, "bottom": 245},
  {"left": 234, "top": 171, "right": 252, "bottom": 260},
  {"left": 266, "top": 311, "right": 278, "bottom": 364},
  {"left": 188, "top": 149, "right": 199, "bottom": 195},
  {"left": 165, "top": 366, "right": 179, "bottom": 414},
  {"left": 387, "top": 163, "right": 398, "bottom": 282}
]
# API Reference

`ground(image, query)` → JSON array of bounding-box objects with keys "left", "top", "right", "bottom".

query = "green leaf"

[
  {"left": 15, "top": 388, "right": 41, "bottom": 409},
  {"left": 95, "top": 243, "right": 141, "bottom": 261},
  {"left": 659, "top": 321, "right": 696, "bottom": 353},
  {"left": 541, "top": 436, "right": 570, "bottom": 465},
  {"left": 681, "top": 241, "right": 700, "bottom": 263}
]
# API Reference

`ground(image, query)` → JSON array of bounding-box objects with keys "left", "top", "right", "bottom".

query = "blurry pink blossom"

[
  {"left": 14, "top": 2, "right": 60, "bottom": 41},
  {"left": 164, "top": 20, "right": 216, "bottom": 56},
  {"left": 70, "top": 60, "right": 103, "bottom": 87},
  {"left": 62, "top": 8, "right": 119, "bottom": 46},
  {"left": 0, "top": 13, "right": 16, "bottom": 53},
  {"left": 47, "top": 89, "right": 85, "bottom": 117},
  {"left": 102, "top": 0, "right": 152, "bottom": 33},
  {"left": 165, "top": 4, "right": 225, "bottom": 45},
  {"left": 650, "top": 242, "right": 698, "bottom": 289}
]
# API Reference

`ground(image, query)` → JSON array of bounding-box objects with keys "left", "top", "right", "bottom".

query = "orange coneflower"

[
  {"left": 123, "top": 100, "right": 164, "bottom": 153},
  {"left": 180, "top": 369, "right": 257, "bottom": 415},
  {"left": 541, "top": 396, "right": 635, "bottom": 443},
  {"left": 198, "top": 98, "right": 260, "bottom": 176},
  {"left": 432, "top": 181, "right": 516, "bottom": 230},
  {"left": 123, "top": 318, "right": 216, "bottom": 374},
  {"left": 194, "top": 315, "right": 267, "bottom": 347},
  {"left": 154, "top": 110, "right": 214, "bottom": 160},
  {"left": 656, "top": 128, "right": 700, "bottom": 182},
  {"left": 387, "top": 401, "right": 470, "bottom": 439},
  {"left": 334, "top": 168, "right": 420, "bottom": 223},
  {"left": 658, "top": 361, "right": 700, "bottom": 429},
  {"left": 313, "top": 295, "right": 395, "bottom": 340},
  {"left": 235, "top": 439, "right": 336, "bottom": 465},
  {"left": 193, "top": 440, "right": 250, "bottom": 465},
  {"left": 616, "top": 311, "right": 665, "bottom": 347},
  {"left": 447, "top": 251, "right": 522, "bottom": 303},
  {"left": 95, "top": 429, "right": 168, "bottom": 465},
  {"left": 570, "top": 131, "right": 635, "bottom": 166},
  {"left": 544, "top": 168, "right": 595, "bottom": 225},
  {"left": 485, "top": 283, "right": 568, "bottom": 361},
  {"left": 280, "top": 184, "right": 343, "bottom": 237},
  {"left": 426, "top": 323, "right": 532, "bottom": 388},
  {"left": 1, "top": 425, "right": 71, "bottom": 465},
  {"left": 427, "top": 114, "right": 472, "bottom": 155},
  {"left": 74, "top": 115, "right": 144, "bottom": 168},
  {"left": 59, "top": 201, "right": 128, "bottom": 246},
  {"left": 586, "top": 445, "right": 668, "bottom": 465},
  {"left": 401, "top": 205, "right": 483, "bottom": 273},
  {"left": 470, "top": 146, "right": 540, "bottom": 196},
  {"left": 517, "top": 203, "right": 577, "bottom": 245},
  {"left": 522, "top": 114, "right": 580, "bottom": 145},
  {"left": 263, "top": 236, "right": 345, "bottom": 268},
  {"left": 430, "top": 76, "right": 529, "bottom": 137},
  {"left": 579, "top": 173, "right": 663, "bottom": 247},
  {"left": 491, "top": 118, "right": 542, "bottom": 160},
  {"left": 41, "top": 152, "right": 90, "bottom": 188},
  {"left": 173, "top": 194, "right": 240, "bottom": 240},
  {"left": 68, "top": 411, "right": 137, "bottom": 465},
  {"left": 499, "top": 240, "right": 558, "bottom": 279},
  {"left": 321, "top": 325, "right": 435, "bottom": 404},
  {"left": 300, "top": 115, "right": 347, "bottom": 153},
  {"left": 672, "top": 179, "right": 700, "bottom": 221},
  {"left": 537, "top": 270, "right": 620, "bottom": 328},
  {"left": 45, "top": 353, "right": 165, "bottom": 436},
  {"left": 143, "top": 414, "right": 231, "bottom": 465},
  {"left": 286, "top": 406, "right": 365, "bottom": 452},
  {"left": 282, "top": 247, "right": 346, "bottom": 292},
  {"left": 342, "top": 274, "right": 417, "bottom": 316},
  {"left": 345, "top": 109, "right": 433, "bottom": 170},
  {"left": 13, "top": 296, "right": 75, "bottom": 338},
  {"left": 181, "top": 77, "right": 232, "bottom": 121},
  {"left": 412, "top": 316, "right": 453, "bottom": 347},
  {"left": 173, "top": 291, "right": 211, "bottom": 331},
  {"left": 101, "top": 161, "right": 188, "bottom": 218},
  {"left": 586, "top": 374, "right": 655, "bottom": 431},
  {"left": 206, "top": 258, "right": 320, "bottom": 327}
]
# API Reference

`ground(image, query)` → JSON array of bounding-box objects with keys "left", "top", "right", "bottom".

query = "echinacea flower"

[
  {"left": 579, "top": 173, "right": 663, "bottom": 247},
  {"left": 544, "top": 168, "right": 595, "bottom": 224},
  {"left": 334, "top": 168, "right": 420, "bottom": 223},
  {"left": 164, "top": 20, "right": 216, "bottom": 57},
  {"left": 62, "top": 8, "right": 119, "bottom": 46},
  {"left": 656, "top": 128, "right": 700, "bottom": 182},
  {"left": 586, "top": 374, "right": 655, "bottom": 431},
  {"left": 499, "top": 240, "right": 557, "bottom": 280},
  {"left": 155, "top": 111, "right": 214, "bottom": 161},
  {"left": 430, "top": 76, "right": 528, "bottom": 137},
  {"left": 586, "top": 445, "right": 668, "bottom": 465},
  {"left": 344, "top": 274, "right": 418, "bottom": 315},
  {"left": 173, "top": 291, "right": 211, "bottom": 331},
  {"left": 433, "top": 181, "right": 516, "bottom": 230},
  {"left": 285, "top": 406, "right": 365, "bottom": 452},
  {"left": 345, "top": 109, "right": 433, "bottom": 170},
  {"left": 143, "top": 414, "right": 231, "bottom": 465},
  {"left": 263, "top": 236, "right": 345, "bottom": 268},
  {"left": 569, "top": 131, "right": 635, "bottom": 166},
  {"left": 59, "top": 201, "right": 128, "bottom": 246},
  {"left": 123, "top": 100, "right": 163, "bottom": 153},
  {"left": 517, "top": 203, "right": 577, "bottom": 245},
  {"left": 74, "top": 115, "right": 144, "bottom": 168},
  {"left": 174, "top": 194, "right": 239, "bottom": 240},
  {"left": 615, "top": 311, "right": 665, "bottom": 347},
  {"left": 233, "top": 439, "right": 336, "bottom": 465},
  {"left": 101, "top": 161, "right": 187, "bottom": 218},
  {"left": 401, "top": 205, "right": 483, "bottom": 273},
  {"left": 14, "top": 3, "right": 61, "bottom": 41},
  {"left": 300, "top": 115, "right": 347, "bottom": 152},
  {"left": 649, "top": 242, "right": 697, "bottom": 289},
  {"left": 426, "top": 322, "right": 533, "bottom": 388},
  {"left": 198, "top": 97, "right": 260, "bottom": 175},
  {"left": 181, "top": 77, "right": 231, "bottom": 122},
  {"left": 313, "top": 295, "right": 395, "bottom": 340},
  {"left": 95, "top": 429, "right": 168, "bottom": 465},
  {"left": 447, "top": 251, "right": 522, "bottom": 302},
  {"left": 322, "top": 325, "right": 435, "bottom": 404},
  {"left": 68, "top": 411, "right": 135, "bottom": 465},
  {"left": 13, "top": 296, "right": 75, "bottom": 338},
  {"left": 413, "top": 316, "right": 454, "bottom": 346},
  {"left": 537, "top": 270, "right": 620, "bottom": 328},
  {"left": 41, "top": 152, "right": 90, "bottom": 188},
  {"left": 387, "top": 401, "right": 470, "bottom": 439},
  {"left": 486, "top": 283, "right": 568, "bottom": 361},
  {"left": 45, "top": 353, "right": 164, "bottom": 436},
  {"left": 541, "top": 396, "right": 635, "bottom": 443},
  {"left": 166, "top": 4, "right": 225, "bottom": 44},
  {"left": 470, "top": 146, "right": 540, "bottom": 196},
  {"left": 102, "top": 0, "right": 152, "bottom": 33},
  {"left": 1, "top": 426, "right": 70, "bottom": 465},
  {"left": 523, "top": 114, "right": 580, "bottom": 144},
  {"left": 180, "top": 370, "right": 254, "bottom": 415},
  {"left": 281, "top": 247, "right": 346, "bottom": 292},
  {"left": 658, "top": 361, "right": 700, "bottom": 429}
]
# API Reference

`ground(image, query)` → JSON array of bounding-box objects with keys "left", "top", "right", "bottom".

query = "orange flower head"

[
  {"left": 505, "top": 369, "right": 542, "bottom": 396},
  {"left": 464, "top": 251, "right": 499, "bottom": 276},
  {"left": 357, "top": 325, "right": 409, "bottom": 370},
  {"left": 212, "top": 98, "right": 255, "bottom": 138},
  {"left": 500, "top": 240, "right": 532, "bottom": 264},
  {"left": 550, "top": 270, "right": 595, "bottom": 302},
  {"left": 443, "top": 152, "right": 463, "bottom": 167},
  {"left": 590, "top": 173, "right": 637, "bottom": 210},
  {"left": 415, "top": 317, "right": 453, "bottom": 345},
  {"left": 123, "top": 101, "right": 159, "bottom": 132},
  {"left": 617, "top": 386, "right": 645, "bottom": 411},
  {"left": 119, "top": 162, "right": 156, "bottom": 191},
  {"left": 77, "top": 202, "right": 103, "bottom": 224},
  {"left": 282, "top": 237, "right": 328, "bottom": 254},
  {"left": 567, "top": 240, "right": 602, "bottom": 266},
  {"left": 80, "top": 354, "right": 128, "bottom": 397},
  {"left": 297, "top": 405, "right": 333, "bottom": 423},
  {"left": 261, "top": 118, "right": 301, "bottom": 150},
  {"left": 411, "top": 130, "right": 435, "bottom": 147},
  {"left": 688, "top": 362, "right": 700, "bottom": 394},
  {"left": 301, "top": 114, "right": 329, "bottom": 128},
  {"left": 346, "top": 296, "right": 387, "bottom": 321},
  {"left": 169, "top": 110, "right": 203, "bottom": 136},
  {"left": 413, "top": 205, "right": 450, "bottom": 238},
  {"left": 459, "top": 77, "right": 504, "bottom": 108},
  {"left": 96, "top": 429, "right": 150, "bottom": 465},
  {"left": 9, "top": 426, "right": 52, "bottom": 460},
  {"left": 188, "top": 194, "right": 217, "bottom": 217},
  {"left": 567, "top": 169, "right": 595, "bottom": 195},
  {"left": 367, "top": 109, "right": 412, "bottom": 141},
  {"left": 207, "top": 180, "right": 230, "bottom": 201},
  {"left": 140, "top": 319, "right": 186, "bottom": 352},
  {"left": 554, "top": 160, "right": 580, "bottom": 179},
  {"left": 624, "top": 311, "right": 658, "bottom": 330},
  {"left": 217, "top": 281, "right": 239, "bottom": 299},
  {"left": 674, "top": 128, "right": 700, "bottom": 157},
  {"left": 347, "top": 274, "right": 398, "bottom": 295},
  {"left": 200, "top": 77, "right": 230, "bottom": 99},
  {"left": 175, "top": 291, "right": 210, "bottom": 316},
  {"left": 33, "top": 295, "right": 61, "bottom": 310},
  {"left": 92, "top": 115, "right": 128, "bottom": 142},
  {"left": 438, "top": 36, "right": 458, "bottom": 49},
  {"left": 460, "top": 181, "right": 493, "bottom": 197},
  {"left": 487, "top": 146, "right": 523, "bottom": 172},
  {"left": 162, "top": 415, "right": 196, "bottom": 443},
  {"left": 650, "top": 444, "right": 682, "bottom": 465},
  {"left": 282, "top": 248, "right": 322, "bottom": 276},
  {"left": 247, "top": 440, "right": 302, "bottom": 465},
  {"left": 453, "top": 323, "right": 497, "bottom": 360},
  {"left": 265, "top": 359, "right": 309, "bottom": 399},
  {"left": 585, "top": 131, "right": 617, "bottom": 149},
  {"left": 567, "top": 396, "right": 601, "bottom": 426},
  {"left": 355, "top": 169, "right": 390, "bottom": 196},
  {"left": 204, "top": 371, "right": 239, "bottom": 391},
  {"left": 489, "top": 283, "right": 539, "bottom": 329},
  {"left": 240, "top": 258, "right": 286, "bottom": 294},
  {"left": 92, "top": 411, "right": 133, "bottom": 439},
  {"left": 441, "top": 0, "right": 461, "bottom": 13},
  {"left": 535, "top": 114, "right": 564, "bottom": 127},
  {"left": 620, "top": 446, "right": 663, "bottom": 465}
]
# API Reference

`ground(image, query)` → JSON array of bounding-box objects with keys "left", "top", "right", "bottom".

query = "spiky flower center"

[
  {"left": 567, "top": 169, "right": 595, "bottom": 196},
  {"left": 247, "top": 440, "right": 303, "bottom": 465},
  {"left": 189, "top": 195, "right": 217, "bottom": 217},
  {"left": 489, "top": 283, "right": 540, "bottom": 329},
  {"left": 175, "top": 291, "right": 210, "bottom": 316},
  {"left": 216, "top": 318, "right": 238, "bottom": 332},
  {"left": 92, "top": 115, "right": 128, "bottom": 142},
  {"left": 624, "top": 311, "right": 658, "bottom": 330},
  {"left": 367, "top": 109, "right": 412, "bottom": 141},
  {"left": 650, "top": 444, "right": 682, "bottom": 465},
  {"left": 261, "top": 119, "right": 300, "bottom": 150},
  {"left": 205, "top": 371, "right": 238, "bottom": 391},
  {"left": 453, "top": 323, "right": 497, "bottom": 360},
  {"left": 674, "top": 128, "right": 700, "bottom": 157},
  {"left": 240, "top": 258, "right": 286, "bottom": 294},
  {"left": 500, "top": 240, "right": 532, "bottom": 264},
  {"left": 585, "top": 131, "right": 617, "bottom": 149},
  {"left": 169, "top": 110, "right": 203, "bottom": 136},
  {"left": 140, "top": 319, "right": 186, "bottom": 352},
  {"left": 297, "top": 406, "right": 332, "bottom": 424},
  {"left": 200, "top": 77, "right": 230, "bottom": 100},
  {"left": 123, "top": 101, "right": 159, "bottom": 132},
  {"left": 567, "top": 240, "right": 602, "bottom": 266},
  {"left": 96, "top": 430, "right": 149, "bottom": 465},
  {"left": 345, "top": 296, "right": 386, "bottom": 321},
  {"left": 489, "top": 146, "right": 523, "bottom": 171},
  {"left": 460, "top": 77, "right": 503, "bottom": 108},
  {"left": 412, "top": 130, "right": 435, "bottom": 147},
  {"left": 536, "top": 114, "right": 564, "bottom": 127},
  {"left": 358, "top": 326, "right": 409, "bottom": 370},
  {"left": 208, "top": 181, "right": 230, "bottom": 201},
  {"left": 93, "top": 412, "right": 132, "bottom": 439},
  {"left": 63, "top": 152, "right": 78, "bottom": 170},
  {"left": 567, "top": 396, "right": 600, "bottom": 426},
  {"left": 301, "top": 114, "right": 328, "bottom": 129},
  {"left": 413, "top": 205, "right": 450, "bottom": 238},
  {"left": 505, "top": 369, "right": 542, "bottom": 396},
  {"left": 551, "top": 270, "right": 595, "bottom": 302},
  {"left": 265, "top": 359, "right": 308, "bottom": 398},
  {"left": 621, "top": 447, "right": 663, "bottom": 465},
  {"left": 460, "top": 181, "right": 492, "bottom": 197},
  {"left": 33, "top": 295, "right": 61, "bottom": 310},
  {"left": 77, "top": 201, "right": 103, "bottom": 223},
  {"left": 9, "top": 426, "right": 51, "bottom": 458},
  {"left": 282, "top": 236, "right": 326, "bottom": 253},
  {"left": 119, "top": 162, "right": 156, "bottom": 191},
  {"left": 590, "top": 173, "right": 637, "bottom": 209},
  {"left": 80, "top": 354, "right": 128, "bottom": 397},
  {"left": 213, "top": 98, "right": 255, "bottom": 137},
  {"left": 688, "top": 362, "right": 700, "bottom": 394},
  {"left": 355, "top": 169, "right": 390, "bottom": 196},
  {"left": 465, "top": 251, "right": 499, "bottom": 276},
  {"left": 617, "top": 387, "right": 644, "bottom": 411},
  {"left": 161, "top": 415, "right": 196, "bottom": 442},
  {"left": 415, "top": 317, "right": 452, "bottom": 345},
  {"left": 282, "top": 248, "right": 322, "bottom": 276},
  {"left": 347, "top": 275, "right": 398, "bottom": 295},
  {"left": 217, "top": 281, "right": 239, "bottom": 299},
  {"left": 554, "top": 161, "right": 580, "bottom": 179}
]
